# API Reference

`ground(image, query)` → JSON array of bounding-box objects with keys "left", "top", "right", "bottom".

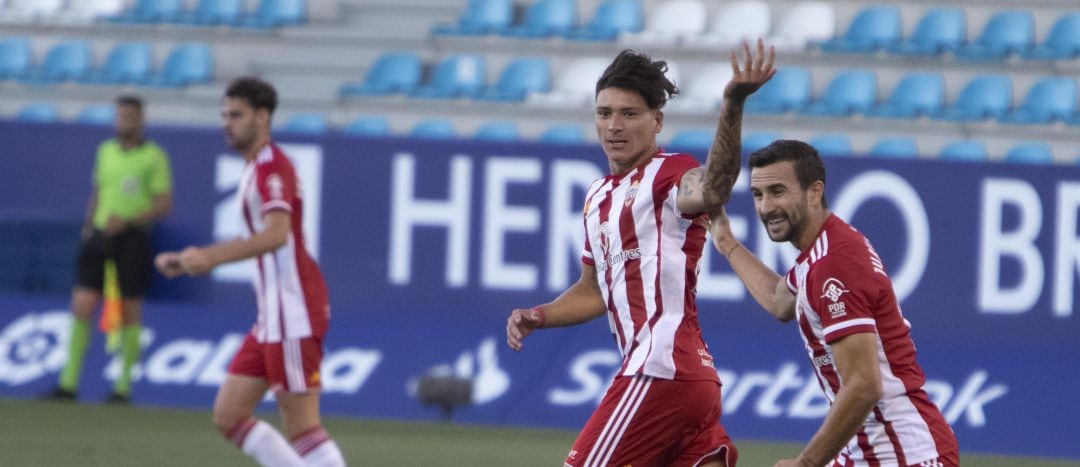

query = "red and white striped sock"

[
  {"left": 290, "top": 425, "right": 345, "bottom": 467},
  {"left": 227, "top": 417, "right": 305, "bottom": 467}
]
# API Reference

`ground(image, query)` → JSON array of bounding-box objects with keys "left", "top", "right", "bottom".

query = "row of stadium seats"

[
  {"left": 0, "top": 0, "right": 305, "bottom": 28},
  {"left": 0, "top": 38, "right": 212, "bottom": 87},
  {"left": 339, "top": 50, "right": 1080, "bottom": 124},
  {"left": 341, "top": 54, "right": 551, "bottom": 101},
  {"left": 3, "top": 101, "right": 1072, "bottom": 164},
  {"left": 434, "top": 0, "right": 1080, "bottom": 60},
  {"left": 822, "top": 6, "right": 1080, "bottom": 60},
  {"left": 743, "top": 69, "right": 1079, "bottom": 124}
]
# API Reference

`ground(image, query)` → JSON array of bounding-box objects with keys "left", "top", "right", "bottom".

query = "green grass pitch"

[{"left": 0, "top": 398, "right": 1073, "bottom": 466}]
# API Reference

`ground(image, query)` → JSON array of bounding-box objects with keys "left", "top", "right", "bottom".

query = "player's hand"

[
  {"left": 155, "top": 252, "right": 185, "bottom": 278},
  {"left": 724, "top": 38, "right": 776, "bottom": 101},
  {"left": 708, "top": 207, "right": 739, "bottom": 258},
  {"left": 103, "top": 215, "right": 127, "bottom": 236},
  {"left": 506, "top": 308, "right": 544, "bottom": 351},
  {"left": 177, "top": 246, "right": 214, "bottom": 276}
]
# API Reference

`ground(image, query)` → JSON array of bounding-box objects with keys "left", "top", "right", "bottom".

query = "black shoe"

[
  {"left": 42, "top": 387, "right": 77, "bottom": 401},
  {"left": 105, "top": 391, "right": 131, "bottom": 405}
]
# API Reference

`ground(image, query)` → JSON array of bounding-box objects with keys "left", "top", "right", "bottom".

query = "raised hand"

[
  {"left": 506, "top": 307, "right": 544, "bottom": 351},
  {"left": 724, "top": 38, "right": 777, "bottom": 101}
]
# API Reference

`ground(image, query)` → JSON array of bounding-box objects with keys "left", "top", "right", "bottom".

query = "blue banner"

[{"left": 1, "top": 122, "right": 1078, "bottom": 459}]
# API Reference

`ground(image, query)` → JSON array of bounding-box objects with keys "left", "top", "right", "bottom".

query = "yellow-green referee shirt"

[{"left": 91, "top": 139, "right": 172, "bottom": 230}]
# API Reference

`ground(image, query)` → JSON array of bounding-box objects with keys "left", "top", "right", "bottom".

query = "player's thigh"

[
  {"left": 213, "top": 374, "right": 270, "bottom": 429},
  {"left": 75, "top": 234, "right": 106, "bottom": 293}
]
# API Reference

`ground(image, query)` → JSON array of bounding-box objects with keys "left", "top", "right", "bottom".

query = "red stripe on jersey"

[
  {"left": 855, "top": 427, "right": 879, "bottom": 466},
  {"left": 874, "top": 406, "right": 907, "bottom": 465}
]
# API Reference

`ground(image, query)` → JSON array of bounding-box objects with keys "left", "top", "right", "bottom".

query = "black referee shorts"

[{"left": 76, "top": 227, "right": 153, "bottom": 298}]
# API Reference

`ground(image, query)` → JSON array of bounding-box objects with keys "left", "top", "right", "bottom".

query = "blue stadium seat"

[
  {"left": 504, "top": 0, "right": 576, "bottom": 38},
  {"left": 744, "top": 67, "right": 812, "bottom": 114},
  {"left": 869, "top": 137, "right": 918, "bottom": 159},
  {"left": 110, "top": 0, "right": 184, "bottom": 23},
  {"left": 342, "top": 116, "right": 390, "bottom": 136},
  {"left": 21, "top": 40, "right": 92, "bottom": 84},
  {"left": 956, "top": 10, "right": 1034, "bottom": 60},
  {"left": 938, "top": 140, "right": 988, "bottom": 161},
  {"left": 410, "top": 119, "right": 457, "bottom": 139},
  {"left": 85, "top": 42, "right": 152, "bottom": 85},
  {"left": 564, "top": 0, "right": 643, "bottom": 41},
  {"left": 411, "top": 54, "right": 486, "bottom": 99},
  {"left": 809, "top": 134, "right": 854, "bottom": 157},
  {"left": 476, "top": 57, "right": 551, "bottom": 101},
  {"left": 743, "top": 132, "right": 781, "bottom": 153},
  {"left": 1004, "top": 142, "right": 1054, "bottom": 164},
  {"left": 180, "top": 0, "right": 244, "bottom": 26},
  {"left": 15, "top": 103, "right": 60, "bottom": 123},
  {"left": 801, "top": 70, "right": 877, "bottom": 116},
  {"left": 281, "top": 113, "right": 329, "bottom": 134},
  {"left": 473, "top": 121, "right": 520, "bottom": 141},
  {"left": 144, "top": 43, "right": 213, "bottom": 87},
  {"left": 538, "top": 124, "right": 586, "bottom": 144},
  {"left": 933, "top": 74, "right": 1012, "bottom": 121},
  {"left": 888, "top": 8, "right": 966, "bottom": 56},
  {"left": 1001, "top": 77, "right": 1077, "bottom": 124},
  {"left": 819, "top": 5, "right": 902, "bottom": 53},
  {"left": 668, "top": 129, "right": 713, "bottom": 153},
  {"left": 241, "top": 0, "right": 305, "bottom": 28},
  {"left": 1025, "top": 13, "right": 1080, "bottom": 60},
  {"left": 76, "top": 104, "right": 116, "bottom": 125},
  {"left": 433, "top": 0, "right": 512, "bottom": 36},
  {"left": 0, "top": 38, "right": 32, "bottom": 81},
  {"left": 340, "top": 52, "right": 423, "bottom": 96},
  {"left": 868, "top": 72, "right": 945, "bottom": 118}
]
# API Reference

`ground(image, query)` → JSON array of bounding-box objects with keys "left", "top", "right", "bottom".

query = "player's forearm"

[
  {"left": 798, "top": 375, "right": 881, "bottom": 466},
  {"left": 701, "top": 94, "right": 747, "bottom": 209},
  {"left": 537, "top": 275, "right": 607, "bottom": 328},
  {"left": 721, "top": 241, "right": 794, "bottom": 321},
  {"left": 202, "top": 227, "right": 288, "bottom": 268}
]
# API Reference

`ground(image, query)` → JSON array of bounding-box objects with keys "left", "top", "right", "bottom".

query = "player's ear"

[
  {"left": 654, "top": 109, "right": 664, "bottom": 134},
  {"left": 809, "top": 180, "right": 826, "bottom": 208}
]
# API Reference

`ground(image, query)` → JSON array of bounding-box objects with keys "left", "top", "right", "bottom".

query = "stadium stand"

[{"left": 0, "top": 0, "right": 1078, "bottom": 163}]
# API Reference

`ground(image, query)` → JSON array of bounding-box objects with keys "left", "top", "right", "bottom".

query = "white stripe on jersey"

[{"left": 823, "top": 318, "right": 876, "bottom": 336}]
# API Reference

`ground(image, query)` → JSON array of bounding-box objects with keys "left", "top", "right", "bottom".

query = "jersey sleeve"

[
  {"left": 807, "top": 253, "right": 881, "bottom": 344},
  {"left": 148, "top": 145, "right": 173, "bottom": 195},
  {"left": 255, "top": 157, "right": 297, "bottom": 215},
  {"left": 581, "top": 209, "right": 595, "bottom": 266},
  {"left": 91, "top": 141, "right": 108, "bottom": 185},
  {"left": 665, "top": 154, "right": 705, "bottom": 220}
]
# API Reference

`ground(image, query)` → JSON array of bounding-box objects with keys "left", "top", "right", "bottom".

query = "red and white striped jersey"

[
  {"left": 238, "top": 143, "right": 329, "bottom": 343},
  {"left": 785, "top": 214, "right": 957, "bottom": 465},
  {"left": 580, "top": 150, "right": 718, "bottom": 382}
]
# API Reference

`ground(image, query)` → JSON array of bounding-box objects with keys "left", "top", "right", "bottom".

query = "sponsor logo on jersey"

[
  {"left": 266, "top": 173, "right": 284, "bottom": 200},
  {"left": 812, "top": 353, "right": 834, "bottom": 369},
  {"left": 821, "top": 278, "right": 850, "bottom": 303}
]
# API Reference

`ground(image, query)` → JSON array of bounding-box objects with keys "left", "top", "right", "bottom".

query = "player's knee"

[{"left": 212, "top": 409, "right": 249, "bottom": 437}]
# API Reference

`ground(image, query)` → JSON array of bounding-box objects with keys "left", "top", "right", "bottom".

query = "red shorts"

[
  {"left": 227, "top": 333, "right": 324, "bottom": 393},
  {"left": 565, "top": 374, "right": 737, "bottom": 467}
]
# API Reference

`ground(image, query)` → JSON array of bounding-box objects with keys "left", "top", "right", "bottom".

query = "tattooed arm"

[{"left": 677, "top": 39, "right": 776, "bottom": 216}]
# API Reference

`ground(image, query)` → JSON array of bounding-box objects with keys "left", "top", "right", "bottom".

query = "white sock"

[
  {"left": 231, "top": 418, "right": 306, "bottom": 467},
  {"left": 291, "top": 426, "right": 346, "bottom": 467}
]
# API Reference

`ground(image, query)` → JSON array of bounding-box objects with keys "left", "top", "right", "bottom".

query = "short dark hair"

[
  {"left": 749, "top": 140, "right": 829, "bottom": 208},
  {"left": 595, "top": 50, "right": 678, "bottom": 110},
  {"left": 225, "top": 76, "right": 277, "bottom": 114},
  {"left": 114, "top": 95, "right": 143, "bottom": 112}
]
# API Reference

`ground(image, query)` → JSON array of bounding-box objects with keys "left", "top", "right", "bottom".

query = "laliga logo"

[
  {"left": 0, "top": 311, "right": 69, "bottom": 385},
  {"left": 213, "top": 143, "right": 324, "bottom": 283}
]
